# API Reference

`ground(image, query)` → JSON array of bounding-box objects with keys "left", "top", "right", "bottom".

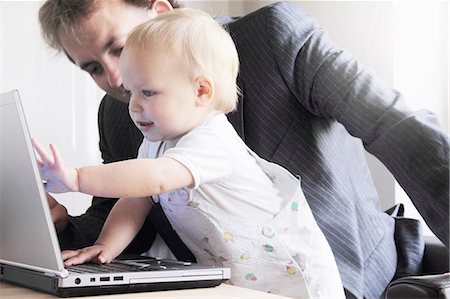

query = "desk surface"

[{"left": 0, "top": 281, "right": 290, "bottom": 299}]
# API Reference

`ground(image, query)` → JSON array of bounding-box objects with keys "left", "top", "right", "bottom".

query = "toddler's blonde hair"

[{"left": 125, "top": 8, "right": 239, "bottom": 113}]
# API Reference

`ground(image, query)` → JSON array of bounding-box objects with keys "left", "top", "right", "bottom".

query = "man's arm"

[
  {"left": 58, "top": 196, "right": 159, "bottom": 254},
  {"left": 57, "top": 197, "right": 116, "bottom": 250},
  {"left": 268, "top": 2, "right": 449, "bottom": 245},
  {"left": 46, "top": 193, "right": 68, "bottom": 232}
]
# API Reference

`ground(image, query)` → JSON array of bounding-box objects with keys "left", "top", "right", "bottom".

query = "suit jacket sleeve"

[{"left": 267, "top": 2, "right": 449, "bottom": 246}]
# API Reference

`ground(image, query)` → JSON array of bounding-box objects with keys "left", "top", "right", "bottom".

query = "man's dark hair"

[{"left": 39, "top": 0, "right": 181, "bottom": 52}]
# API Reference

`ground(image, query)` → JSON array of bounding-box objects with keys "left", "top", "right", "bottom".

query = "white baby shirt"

[{"left": 138, "top": 113, "right": 345, "bottom": 298}]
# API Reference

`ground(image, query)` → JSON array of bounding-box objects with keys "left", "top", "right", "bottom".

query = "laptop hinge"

[{"left": 51, "top": 276, "right": 59, "bottom": 292}]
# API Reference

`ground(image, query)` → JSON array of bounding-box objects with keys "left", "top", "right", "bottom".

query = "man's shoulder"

[
  {"left": 221, "top": 2, "right": 313, "bottom": 26},
  {"left": 222, "top": 2, "right": 318, "bottom": 42}
]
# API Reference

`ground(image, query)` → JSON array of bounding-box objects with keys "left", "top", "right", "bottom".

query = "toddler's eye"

[{"left": 142, "top": 90, "right": 156, "bottom": 97}]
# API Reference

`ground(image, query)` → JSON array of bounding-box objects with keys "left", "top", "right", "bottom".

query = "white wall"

[
  {"left": 392, "top": 1, "right": 448, "bottom": 235},
  {"left": 1, "top": 1, "right": 104, "bottom": 215},
  {"left": 1, "top": 1, "right": 448, "bottom": 224}
]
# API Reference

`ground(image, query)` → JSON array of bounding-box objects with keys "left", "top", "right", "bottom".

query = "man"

[{"left": 38, "top": 0, "right": 449, "bottom": 298}]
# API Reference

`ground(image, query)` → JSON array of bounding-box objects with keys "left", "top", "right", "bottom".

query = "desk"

[{"left": 0, "top": 281, "right": 290, "bottom": 298}]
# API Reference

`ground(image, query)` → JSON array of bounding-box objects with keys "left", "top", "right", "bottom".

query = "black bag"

[{"left": 385, "top": 204, "right": 425, "bottom": 279}]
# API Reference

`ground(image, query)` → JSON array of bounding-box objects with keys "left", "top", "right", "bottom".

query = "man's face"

[{"left": 59, "top": 0, "right": 171, "bottom": 103}]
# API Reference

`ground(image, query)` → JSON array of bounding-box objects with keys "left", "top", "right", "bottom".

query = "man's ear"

[
  {"left": 196, "top": 76, "right": 214, "bottom": 107},
  {"left": 149, "top": 0, "right": 173, "bottom": 15}
]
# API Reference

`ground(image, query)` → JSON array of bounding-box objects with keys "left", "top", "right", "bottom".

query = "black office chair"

[{"left": 384, "top": 204, "right": 449, "bottom": 299}]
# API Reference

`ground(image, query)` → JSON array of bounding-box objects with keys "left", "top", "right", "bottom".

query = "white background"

[{"left": 1, "top": 1, "right": 448, "bottom": 236}]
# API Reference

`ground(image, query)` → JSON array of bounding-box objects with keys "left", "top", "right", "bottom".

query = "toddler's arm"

[
  {"left": 32, "top": 139, "right": 194, "bottom": 198},
  {"left": 62, "top": 197, "right": 152, "bottom": 266}
]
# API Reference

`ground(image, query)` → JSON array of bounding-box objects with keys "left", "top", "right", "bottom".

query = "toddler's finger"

[
  {"left": 31, "top": 138, "right": 54, "bottom": 165},
  {"left": 49, "top": 143, "right": 63, "bottom": 166}
]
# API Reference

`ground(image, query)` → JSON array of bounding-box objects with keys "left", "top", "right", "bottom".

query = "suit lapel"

[{"left": 227, "top": 76, "right": 245, "bottom": 141}]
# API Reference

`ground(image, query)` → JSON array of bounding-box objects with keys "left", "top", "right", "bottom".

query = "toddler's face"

[{"left": 120, "top": 47, "right": 204, "bottom": 142}]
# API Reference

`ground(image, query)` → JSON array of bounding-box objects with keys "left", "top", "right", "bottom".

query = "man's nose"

[{"left": 104, "top": 62, "right": 122, "bottom": 88}]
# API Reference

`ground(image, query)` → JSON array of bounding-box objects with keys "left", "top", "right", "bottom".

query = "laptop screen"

[{"left": 0, "top": 90, "right": 66, "bottom": 276}]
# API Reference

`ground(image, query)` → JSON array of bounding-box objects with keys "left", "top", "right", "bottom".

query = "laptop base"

[{"left": 1, "top": 264, "right": 226, "bottom": 298}]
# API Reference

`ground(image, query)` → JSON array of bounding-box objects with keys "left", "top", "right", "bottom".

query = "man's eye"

[
  {"left": 123, "top": 88, "right": 131, "bottom": 96},
  {"left": 88, "top": 65, "right": 103, "bottom": 76},
  {"left": 113, "top": 47, "right": 124, "bottom": 56},
  {"left": 142, "top": 90, "right": 156, "bottom": 97}
]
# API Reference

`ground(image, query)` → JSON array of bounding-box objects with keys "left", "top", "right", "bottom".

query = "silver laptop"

[{"left": 0, "top": 90, "right": 230, "bottom": 297}]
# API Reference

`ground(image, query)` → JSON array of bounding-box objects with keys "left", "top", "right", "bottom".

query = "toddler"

[{"left": 33, "top": 8, "right": 344, "bottom": 298}]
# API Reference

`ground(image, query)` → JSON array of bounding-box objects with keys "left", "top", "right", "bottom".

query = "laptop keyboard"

[
  {"left": 67, "top": 259, "right": 183, "bottom": 274},
  {"left": 68, "top": 263, "right": 142, "bottom": 274}
]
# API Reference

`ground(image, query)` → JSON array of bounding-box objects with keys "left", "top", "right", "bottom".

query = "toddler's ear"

[
  {"left": 149, "top": 0, "right": 173, "bottom": 15},
  {"left": 196, "top": 76, "right": 214, "bottom": 107}
]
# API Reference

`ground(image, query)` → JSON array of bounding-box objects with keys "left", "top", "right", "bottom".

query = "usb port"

[
  {"left": 113, "top": 276, "right": 124, "bottom": 281},
  {"left": 100, "top": 277, "right": 110, "bottom": 282}
]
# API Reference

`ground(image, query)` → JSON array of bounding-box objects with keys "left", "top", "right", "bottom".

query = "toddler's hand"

[
  {"left": 31, "top": 138, "right": 79, "bottom": 193},
  {"left": 62, "top": 244, "right": 114, "bottom": 266}
]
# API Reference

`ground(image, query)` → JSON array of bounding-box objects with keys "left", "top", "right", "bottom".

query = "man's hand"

[
  {"left": 46, "top": 193, "right": 68, "bottom": 232},
  {"left": 31, "top": 138, "right": 79, "bottom": 193},
  {"left": 62, "top": 244, "right": 114, "bottom": 266}
]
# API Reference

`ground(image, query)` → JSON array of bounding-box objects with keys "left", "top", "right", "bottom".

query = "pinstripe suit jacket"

[{"left": 58, "top": 2, "right": 449, "bottom": 298}]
